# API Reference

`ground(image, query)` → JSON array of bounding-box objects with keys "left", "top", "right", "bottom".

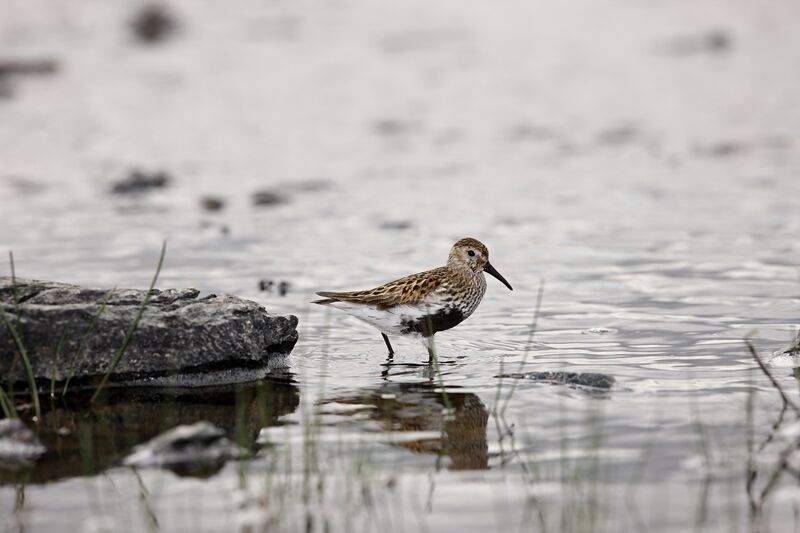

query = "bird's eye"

[{"left": 467, "top": 250, "right": 475, "bottom": 257}]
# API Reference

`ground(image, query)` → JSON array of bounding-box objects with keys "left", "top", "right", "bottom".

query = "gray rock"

[
  {"left": 660, "top": 29, "right": 733, "bottom": 56},
  {"left": 498, "top": 371, "right": 615, "bottom": 390},
  {"left": 123, "top": 421, "right": 246, "bottom": 471},
  {"left": 0, "top": 58, "right": 58, "bottom": 99},
  {"left": 780, "top": 331, "right": 800, "bottom": 355},
  {"left": 0, "top": 278, "right": 298, "bottom": 390},
  {"left": 0, "top": 419, "right": 46, "bottom": 470},
  {"left": 110, "top": 169, "right": 171, "bottom": 194},
  {"left": 130, "top": 4, "right": 177, "bottom": 45},
  {"left": 252, "top": 189, "right": 287, "bottom": 207}
]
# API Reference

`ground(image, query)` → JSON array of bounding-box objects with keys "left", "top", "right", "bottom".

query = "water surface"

[{"left": 1, "top": 0, "right": 799, "bottom": 531}]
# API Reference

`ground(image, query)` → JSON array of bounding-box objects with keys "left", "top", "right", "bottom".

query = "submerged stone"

[
  {"left": 123, "top": 421, "right": 246, "bottom": 474},
  {"left": 499, "top": 370, "right": 615, "bottom": 390},
  {"left": 111, "top": 169, "right": 171, "bottom": 194},
  {"left": 660, "top": 29, "right": 733, "bottom": 56},
  {"left": 769, "top": 331, "right": 800, "bottom": 368},
  {"left": 0, "top": 58, "right": 58, "bottom": 99},
  {"left": 200, "top": 196, "right": 226, "bottom": 212},
  {"left": 780, "top": 331, "right": 800, "bottom": 356},
  {"left": 130, "top": 4, "right": 177, "bottom": 44},
  {"left": 0, "top": 419, "right": 46, "bottom": 470},
  {"left": 0, "top": 278, "right": 298, "bottom": 390},
  {"left": 252, "top": 189, "right": 287, "bottom": 207}
]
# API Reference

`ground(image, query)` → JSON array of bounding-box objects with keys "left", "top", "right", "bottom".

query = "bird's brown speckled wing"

[{"left": 315, "top": 267, "right": 448, "bottom": 309}]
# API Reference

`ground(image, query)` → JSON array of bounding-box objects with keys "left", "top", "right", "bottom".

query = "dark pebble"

[
  {"left": 505, "top": 123, "right": 559, "bottom": 143},
  {"left": 252, "top": 190, "right": 287, "bottom": 207},
  {"left": 111, "top": 169, "right": 171, "bottom": 195},
  {"left": 498, "top": 371, "right": 615, "bottom": 390},
  {"left": 201, "top": 196, "right": 225, "bottom": 212},
  {"left": 258, "top": 279, "right": 290, "bottom": 296},
  {"left": 372, "top": 118, "right": 416, "bottom": 137},
  {"left": 662, "top": 29, "right": 733, "bottom": 56},
  {"left": 0, "top": 58, "right": 59, "bottom": 98},
  {"left": 780, "top": 330, "right": 800, "bottom": 355},
  {"left": 694, "top": 141, "right": 747, "bottom": 158},
  {"left": 596, "top": 125, "right": 639, "bottom": 145},
  {"left": 379, "top": 220, "right": 414, "bottom": 231},
  {"left": 0, "top": 59, "right": 58, "bottom": 78},
  {"left": 283, "top": 179, "right": 332, "bottom": 193},
  {"left": 278, "top": 281, "right": 290, "bottom": 297},
  {"left": 131, "top": 4, "right": 177, "bottom": 44}
]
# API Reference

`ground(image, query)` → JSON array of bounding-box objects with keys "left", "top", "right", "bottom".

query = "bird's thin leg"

[
  {"left": 382, "top": 333, "right": 395, "bottom": 356},
  {"left": 380, "top": 335, "right": 394, "bottom": 379},
  {"left": 381, "top": 355, "right": 392, "bottom": 379},
  {"left": 426, "top": 336, "right": 436, "bottom": 365}
]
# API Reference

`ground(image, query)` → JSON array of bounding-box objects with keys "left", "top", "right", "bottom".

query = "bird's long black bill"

[{"left": 484, "top": 262, "right": 513, "bottom": 290}]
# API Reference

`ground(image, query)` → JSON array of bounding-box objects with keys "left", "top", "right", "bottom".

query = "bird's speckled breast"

[
  {"left": 458, "top": 271, "right": 487, "bottom": 319},
  {"left": 399, "top": 271, "right": 486, "bottom": 337}
]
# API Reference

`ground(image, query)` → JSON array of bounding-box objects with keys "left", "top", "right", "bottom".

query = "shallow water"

[{"left": 1, "top": 0, "right": 800, "bottom": 531}]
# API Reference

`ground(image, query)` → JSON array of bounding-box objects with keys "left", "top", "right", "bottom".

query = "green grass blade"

[
  {"left": 91, "top": 241, "right": 166, "bottom": 403},
  {"left": 2, "top": 254, "right": 40, "bottom": 418},
  {"left": 0, "top": 305, "right": 40, "bottom": 419},
  {"left": 50, "top": 321, "right": 72, "bottom": 399},
  {"left": 0, "top": 384, "right": 15, "bottom": 419},
  {"left": 62, "top": 288, "right": 115, "bottom": 397},
  {"left": 500, "top": 280, "right": 545, "bottom": 415}
]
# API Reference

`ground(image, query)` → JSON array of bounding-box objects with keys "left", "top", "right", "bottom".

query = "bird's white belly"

[{"left": 327, "top": 301, "right": 436, "bottom": 336}]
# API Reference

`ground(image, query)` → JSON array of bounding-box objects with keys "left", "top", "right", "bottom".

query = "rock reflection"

[
  {"left": 325, "top": 381, "right": 489, "bottom": 470},
  {"left": 0, "top": 376, "right": 299, "bottom": 484}
]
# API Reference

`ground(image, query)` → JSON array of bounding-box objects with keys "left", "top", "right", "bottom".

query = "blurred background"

[
  {"left": 1, "top": 0, "right": 798, "bottom": 295},
  {"left": 1, "top": 0, "right": 800, "bottom": 531}
]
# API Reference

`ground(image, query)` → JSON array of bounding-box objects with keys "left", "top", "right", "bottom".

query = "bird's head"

[{"left": 448, "top": 237, "right": 513, "bottom": 290}]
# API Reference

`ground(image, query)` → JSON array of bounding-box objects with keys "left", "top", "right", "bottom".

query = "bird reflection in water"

[{"left": 323, "top": 380, "right": 489, "bottom": 470}]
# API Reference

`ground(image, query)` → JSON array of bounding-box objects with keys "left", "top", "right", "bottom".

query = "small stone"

[
  {"left": 278, "top": 281, "right": 290, "bottom": 297},
  {"left": 0, "top": 58, "right": 58, "bottom": 98},
  {"left": 0, "top": 59, "right": 58, "bottom": 78},
  {"left": 123, "top": 421, "right": 246, "bottom": 469},
  {"left": 596, "top": 126, "right": 638, "bottom": 146},
  {"left": 372, "top": 118, "right": 416, "bottom": 137},
  {"left": 662, "top": 29, "right": 733, "bottom": 56},
  {"left": 0, "top": 419, "right": 46, "bottom": 470},
  {"left": 780, "top": 331, "right": 800, "bottom": 356},
  {"left": 200, "top": 196, "right": 225, "bottom": 212},
  {"left": 379, "top": 220, "right": 413, "bottom": 231},
  {"left": 258, "top": 279, "right": 290, "bottom": 296},
  {"left": 111, "top": 169, "right": 171, "bottom": 194},
  {"left": 283, "top": 179, "right": 332, "bottom": 193},
  {"left": 131, "top": 5, "right": 177, "bottom": 44},
  {"left": 498, "top": 371, "right": 615, "bottom": 390},
  {"left": 696, "top": 141, "right": 746, "bottom": 158},
  {"left": 252, "top": 190, "right": 287, "bottom": 207}
]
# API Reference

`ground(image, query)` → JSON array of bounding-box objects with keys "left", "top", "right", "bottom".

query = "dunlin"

[{"left": 313, "top": 238, "right": 513, "bottom": 361}]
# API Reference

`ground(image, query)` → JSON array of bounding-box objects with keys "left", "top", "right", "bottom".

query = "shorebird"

[{"left": 312, "top": 238, "right": 513, "bottom": 361}]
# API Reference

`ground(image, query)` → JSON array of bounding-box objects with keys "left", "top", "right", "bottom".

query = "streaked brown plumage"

[{"left": 313, "top": 238, "right": 512, "bottom": 360}]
